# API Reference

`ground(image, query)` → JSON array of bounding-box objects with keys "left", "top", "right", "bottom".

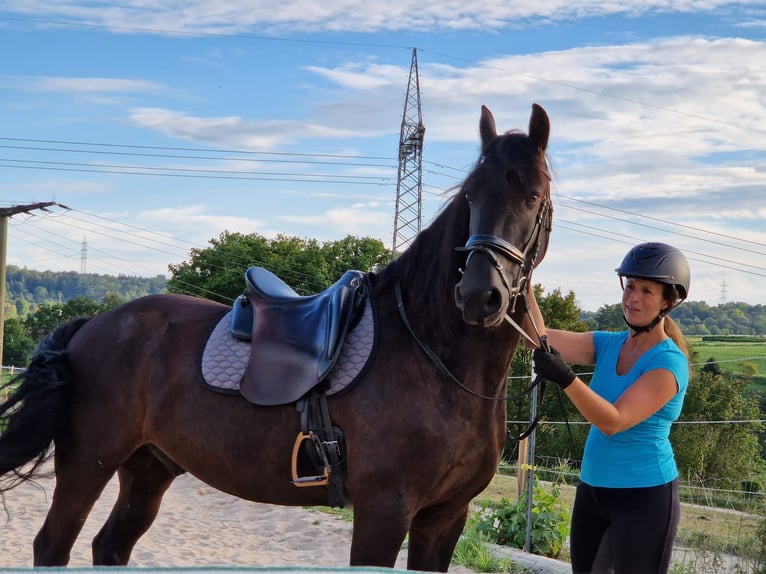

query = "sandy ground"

[{"left": 0, "top": 471, "right": 474, "bottom": 571}]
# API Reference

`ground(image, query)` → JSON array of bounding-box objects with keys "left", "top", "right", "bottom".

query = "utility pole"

[
  {"left": 392, "top": 47, "right": 425, "bottom": 255},
  {"left": 0, "top": 202, "right": 63, "bottom": 367}
]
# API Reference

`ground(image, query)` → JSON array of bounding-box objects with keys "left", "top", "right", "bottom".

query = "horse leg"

[
  {"left": 92, "top": 446, "right": 182, "bottom": 565},
  {"left": 406, "top": 503, "right": 470, "bottom": 572},
  {"left": 349, "top": 498, "right": 411, "bottom": 567},
  {"left": 32, "top": 463, "right": 116, "bottom": 566}
]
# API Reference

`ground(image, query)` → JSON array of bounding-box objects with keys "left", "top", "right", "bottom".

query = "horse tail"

[{"left": 0, "top": 317, "right": 90, "bottom": 493}]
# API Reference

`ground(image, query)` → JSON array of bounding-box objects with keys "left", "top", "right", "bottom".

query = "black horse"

[{"left": 0, "top": 104, "right": 552, "bottom": 570}]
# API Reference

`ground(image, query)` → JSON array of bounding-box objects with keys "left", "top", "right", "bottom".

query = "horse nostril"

[
  {"left": 454, "top": 284, "right": 465, "bottom": 309},
  {"left": 484, "top": 289, "right": 502, "bottom": 315}
]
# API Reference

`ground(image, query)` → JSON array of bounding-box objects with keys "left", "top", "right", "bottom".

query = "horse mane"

[{"left": 375, "top": 187, "right": 469, "bottom": 337}]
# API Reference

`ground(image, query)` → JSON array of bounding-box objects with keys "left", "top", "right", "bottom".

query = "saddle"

[{"left": 233, "top": 267, "right": 367, "bottom": 406}]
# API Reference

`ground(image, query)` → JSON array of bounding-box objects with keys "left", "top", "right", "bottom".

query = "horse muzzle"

[{"left": 454, "top": 235, "right": 526, "bottom": 327}]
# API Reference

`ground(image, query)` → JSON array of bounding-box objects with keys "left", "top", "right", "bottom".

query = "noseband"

[{"left": 456, "top": 196, "right": 552, "bottom": 317}]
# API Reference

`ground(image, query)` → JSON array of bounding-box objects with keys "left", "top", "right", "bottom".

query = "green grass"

[
  {"left": 688, "top": 338, "right": 766, "bottom": 389},
  {"left": 453, "top": 529, "right": 533, "bottom": 573}
]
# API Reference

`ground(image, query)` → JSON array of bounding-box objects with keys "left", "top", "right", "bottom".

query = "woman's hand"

[{"left": 532, "top": 346, "right": 576, "bottom": 389}]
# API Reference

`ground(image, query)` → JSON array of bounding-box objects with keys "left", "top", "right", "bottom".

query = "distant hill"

[
  {"left": 580, "top": 300, "right": 766, "bottom": 336},
  {"left": 4, "top": 265, "right": 167, "bottom": 317}
]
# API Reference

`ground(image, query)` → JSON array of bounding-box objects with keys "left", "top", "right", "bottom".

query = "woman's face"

[{"left": 621, "top": 277, "right": 668, "bottom": 326}]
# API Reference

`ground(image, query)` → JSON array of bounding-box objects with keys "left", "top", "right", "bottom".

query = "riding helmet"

[{"left": 615, "top": 242, "right": 690, "bottom": 304}]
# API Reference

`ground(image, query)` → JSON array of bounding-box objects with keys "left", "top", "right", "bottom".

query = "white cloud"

[
  {"left": 24, "top": 76, "right": 167, "bottom": 94},
  {"left": 2, "top": 0, "right": 759, "bottom": 34},
  {"left": 128, "top": 108, "right": 365, "bottom": 149},
  {"left": 279, "top": 203, "right": 393, "bottom": 239}
]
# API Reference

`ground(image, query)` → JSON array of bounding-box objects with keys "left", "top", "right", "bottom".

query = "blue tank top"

[{"left": 580, "top": 331, "right": 689, "bottom": 488}]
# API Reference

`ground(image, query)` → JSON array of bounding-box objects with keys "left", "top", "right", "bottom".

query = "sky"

[{"left": 1, "top": 1, "right": 765, "bottom": 312}]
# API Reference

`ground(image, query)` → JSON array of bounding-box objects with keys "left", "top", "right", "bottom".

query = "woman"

[{"left": 528, "top": 242, "right": 691, "bottom": 574}]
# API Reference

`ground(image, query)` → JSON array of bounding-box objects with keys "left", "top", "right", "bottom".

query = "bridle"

[
  {"left": 455, "top": 190, "right": 553, "bottom": 328},
  {"left": 396, "top": 187, "right": 552, "bottom": 387}
]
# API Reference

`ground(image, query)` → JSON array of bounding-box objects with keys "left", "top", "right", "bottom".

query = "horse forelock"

[{"left": 494, "top": 130, "right": 549, "bottom": 181}]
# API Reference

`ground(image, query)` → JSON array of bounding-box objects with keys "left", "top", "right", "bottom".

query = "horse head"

[{"left": 454, "top": 104, "right": 552, "bottom": 327}]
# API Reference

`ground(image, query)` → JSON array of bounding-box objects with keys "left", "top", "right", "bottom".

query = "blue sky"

[{"left": 1, "top": 1, "right": 765, "bottom": 312}]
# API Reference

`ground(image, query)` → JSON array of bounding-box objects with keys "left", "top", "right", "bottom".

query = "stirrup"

[{"left": 291, "top": 431, "right": 330, "bottom": 487}]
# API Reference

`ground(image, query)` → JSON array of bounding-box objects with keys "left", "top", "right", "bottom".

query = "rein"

[
  {"left": 395, "top": 279, "right": 550, "bottom": 441},
  {"left": 395, "top": 281, "right": 510, "bottom": 402},
  {"left": 395, "top": 280, "right": 544, "bottom": 402}
]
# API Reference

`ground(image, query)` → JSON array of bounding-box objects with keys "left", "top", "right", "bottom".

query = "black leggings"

[{"left": 570, "top": 478, "right": 680, "bottom": 574}]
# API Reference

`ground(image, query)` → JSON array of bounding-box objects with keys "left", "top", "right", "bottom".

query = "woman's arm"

[
  {"left": 523, "top": 283, "right": 595, "bottom": 365},
  {"left": 533, "top": 341, "right": 679, "bottom": 435},
  {"left": 562, "top": 368, "right": 678, "bottom": 435}
]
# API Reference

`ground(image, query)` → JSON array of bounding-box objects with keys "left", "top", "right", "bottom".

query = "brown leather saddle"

[{"left": 233, "top": 267, "right": 367, "bottom": 406}]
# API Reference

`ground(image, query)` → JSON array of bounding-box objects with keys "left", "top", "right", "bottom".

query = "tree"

[
  {"left": 167, "top": 232, "right": 392, "bottom": 303},
  {"left": 23, "top": 296, "right": 104, "bottom": 343},
  {"left": 671, "top": 365, "right": 764, "bottom": 486},
  {"left": 2, "top": 317, "right": 34, "bottom": 367},
  {"left": 594, "top": 303, "right": 624, "bottom": 331},
  {"left": 322, "top": 236, "right": 394, "bottom": 280},
  {"left": 3, "top": 294, "right": 125, "bottom": 367}
]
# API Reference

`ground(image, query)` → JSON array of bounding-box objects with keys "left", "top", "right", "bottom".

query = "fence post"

[{"left": 523, "top": 368, "right": 538, "bottom": 553}]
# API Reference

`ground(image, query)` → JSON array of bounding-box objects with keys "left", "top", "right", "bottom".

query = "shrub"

[{"left": 474, "top": 481, "right": 569, "bottom": 559}]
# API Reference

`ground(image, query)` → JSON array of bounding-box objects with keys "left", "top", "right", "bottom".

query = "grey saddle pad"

[{"left": 201, "top": 298, "right": 375, "bottom": 397}]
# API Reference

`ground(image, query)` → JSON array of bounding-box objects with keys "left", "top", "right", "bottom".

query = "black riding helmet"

[{"left": 615, "top": 242, "right": 691, "bottom": 333}]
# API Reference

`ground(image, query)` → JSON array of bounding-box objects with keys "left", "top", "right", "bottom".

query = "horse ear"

[
  {"left": 528, "top": 103, "right": 550, "bottom": 153},
  {"left": 479, "top": 105, "right": 497, "bottom": 153}
]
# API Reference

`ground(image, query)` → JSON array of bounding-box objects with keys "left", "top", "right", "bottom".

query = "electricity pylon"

[{"left": 392, "top": 48, "right": 425, "bottom": 255}]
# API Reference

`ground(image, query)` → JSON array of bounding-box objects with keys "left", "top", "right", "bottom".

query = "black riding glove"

[{"left": 532, "top": 346, "right": 577, "bottom": 389}]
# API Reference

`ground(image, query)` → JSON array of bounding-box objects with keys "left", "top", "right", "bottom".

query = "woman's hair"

[{"left": 663, "top": 284, "right": 690, "bottom": 363}]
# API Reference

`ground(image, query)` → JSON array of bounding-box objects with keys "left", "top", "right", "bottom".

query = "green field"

[{"left": 688, "top": 337, "right": 766, "bottom": 390}]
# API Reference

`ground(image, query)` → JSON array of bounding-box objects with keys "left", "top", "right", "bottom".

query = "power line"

[
  {"left": 6, "top": 189, "right": 766, "bottom": 290},
  {"left": 557, "top": 195, "right": 766, "bottom": 250},
  {"left": 0, "top": 138, "right": 464, "bottom": 184},
  {"left": 0, "top": 158, "right": 397, "bottom": 185},
  {"left": 0, "top": 137, "right": 397, "bottom": 162},
  {"left": 10, "top": 207, "right": 352, "bottom": 298},
  {"left": 555, "top": 219, "right": 766, "bottom": 277}
]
